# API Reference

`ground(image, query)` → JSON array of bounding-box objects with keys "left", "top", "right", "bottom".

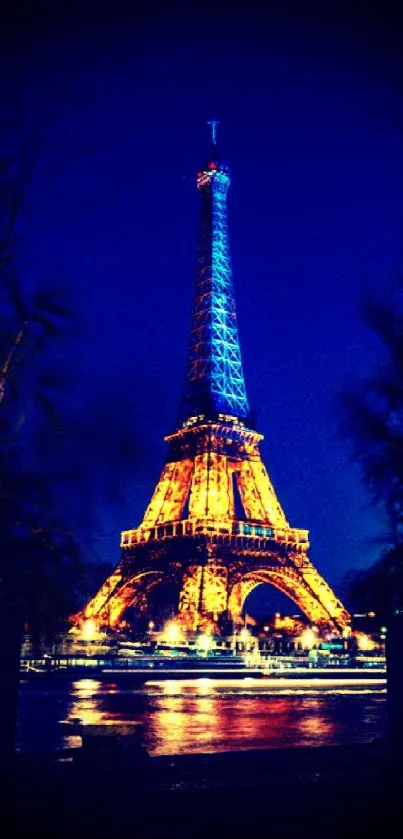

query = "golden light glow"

[
  {"left": 274, "top": 613, "right": 299, "bottom": 632},
  {"left": 79, "top": 420, "right": 350, "bottom": 635},
  {"left": 81, "top": 619, "right": 99, "bottom": 641},
  {"left": 164, "top": 621, "right": 182, "bottom": 645},
  {"left": 356, "top": 633, "right": 375, "bottom": 651},
  {"left": 300, "top": 628, "right": 316, "bottom": 649},
  {"left": 197, "top": 634, "right": 212, "bottom": 652}
]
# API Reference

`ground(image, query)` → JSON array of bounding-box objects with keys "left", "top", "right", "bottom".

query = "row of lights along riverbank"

[{"left": 65, "top": 611, "right": 386, "bottom": 662}]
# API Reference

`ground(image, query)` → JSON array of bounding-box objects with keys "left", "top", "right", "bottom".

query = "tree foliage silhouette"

[
  {"left": 339, "top": 282, "right": 403, "bottom": 760},
  {"left": 340, "top": 285, "right": 403, "bottom": 612},
  {"left": 0, "top": 67, "right": 141, "bottom": 767}
]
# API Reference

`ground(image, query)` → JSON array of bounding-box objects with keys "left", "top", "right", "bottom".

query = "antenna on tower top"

[{"left": 207, "top": 119, "right": 219, "bottom": 146}]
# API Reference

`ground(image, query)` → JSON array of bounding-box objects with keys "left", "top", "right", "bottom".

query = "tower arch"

[
  {"left": 228, "top": 569, "right": 345, "bottom": 630},
  {"left": 84, "top": 570, "right": 167, "bottom": 628}
]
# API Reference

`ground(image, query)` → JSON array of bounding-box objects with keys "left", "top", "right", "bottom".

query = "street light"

[
  {"left": 300, "top": 628, "right": 316, "bottom": 650},
  {"left": 164, "top": 621, "right": 181, "bottom": 646},
  {"left": 198, "top": 634, "right": 212, "bottom": 655},
  {"left": 357, "top": 633, "right": 375, "bottom": 651},
  {"left": 81, "top": 619, "right": 98, "bottom": 642},
  {"left": 240, "top": 628, "right": 250, "bottom": 653}
]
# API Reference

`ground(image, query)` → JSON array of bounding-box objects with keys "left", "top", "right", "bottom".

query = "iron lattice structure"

[
  {"left": 80, "top": 128, "right": 350, "bottom": 635},
  {"left": 179, "top": 152, "right": 250, "bottom": 425}
]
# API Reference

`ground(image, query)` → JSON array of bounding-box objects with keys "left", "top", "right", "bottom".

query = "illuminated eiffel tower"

[{"left": 81, "top": 122, "right": 350, "bottom": 634}]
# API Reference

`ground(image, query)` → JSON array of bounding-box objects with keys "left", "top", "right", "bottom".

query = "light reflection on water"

[{"left": 17, "top": 678, "right": 387, "bottom": 756}]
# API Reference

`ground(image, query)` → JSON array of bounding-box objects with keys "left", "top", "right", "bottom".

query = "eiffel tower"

[{"left": 81, "top": 123, "right": 350, "bottom": 635}]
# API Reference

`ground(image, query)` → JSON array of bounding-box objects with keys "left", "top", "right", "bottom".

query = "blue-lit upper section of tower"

[{"left": 178, "top": 132, "right": 251, "bottom": 428}]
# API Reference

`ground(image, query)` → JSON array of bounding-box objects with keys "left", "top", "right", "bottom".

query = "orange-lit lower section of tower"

[{"left": 78, "top": 419, "right": 350, "bottom": 635}]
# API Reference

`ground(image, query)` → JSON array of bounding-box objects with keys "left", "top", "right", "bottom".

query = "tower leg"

[
  {"left": 200, "top": 564, "right": 228, "bottom": 621},
  {"left": 178, "top": 563, "right": 229, "bottom": 632},
  {"left": 178, "top": 566, "right": 203, "bottom": 631}
]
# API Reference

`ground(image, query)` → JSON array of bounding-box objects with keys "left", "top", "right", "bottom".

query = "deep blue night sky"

[{"left": 2, "top": 3, "right": 402, "bottom": 612}]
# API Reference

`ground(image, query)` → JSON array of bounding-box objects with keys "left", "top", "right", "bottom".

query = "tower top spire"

[
  {"left": 207, "top": 118, "right": 219, "bottom": 146},
  {"left": 178, "top": 124, "right": 251, "bottom": 428}
]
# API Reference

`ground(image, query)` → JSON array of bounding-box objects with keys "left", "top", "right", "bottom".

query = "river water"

[{"left": 17, "top": 677, "right": 387, "bottom": 756}]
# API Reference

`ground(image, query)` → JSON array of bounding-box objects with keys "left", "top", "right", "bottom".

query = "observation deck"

[{"left": 121, "top": 519, "right": 309, "bottom": 550}]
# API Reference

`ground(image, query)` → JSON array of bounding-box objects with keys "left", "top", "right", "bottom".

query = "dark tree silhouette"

[
  {"left": 0, "top": 276, "right": 81, "bottom": 763},
  {"left": 340, "top": 282, "right": 403, "bottom": 764},
  {"left": 0, "top": 64, "right": 141, "bottom": 768}
]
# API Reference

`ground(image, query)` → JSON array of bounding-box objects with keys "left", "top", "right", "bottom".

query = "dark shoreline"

[{"left": 9, "top": 739, "right": 399, "bottom": 838}]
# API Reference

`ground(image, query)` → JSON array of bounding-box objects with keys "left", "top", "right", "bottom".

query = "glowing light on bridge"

[
  {"left": 197, "top": 634, "right": 212, "bottom": 653},
  {"left": 300, "top": 628, "right": 317, "bottom": 649},
  {"left": 357, "top": 633, "right": 375, "bottom": 651},
  {"left": 164, "top": 621, "right": 182, "bottom": 646},
  {"left": 80, "top": 619, "right": 99, "bottom": 641}
]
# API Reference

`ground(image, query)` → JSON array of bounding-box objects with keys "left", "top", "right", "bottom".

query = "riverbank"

[{"left": 8, "top": 739, "right": 399, "bottom": 838}]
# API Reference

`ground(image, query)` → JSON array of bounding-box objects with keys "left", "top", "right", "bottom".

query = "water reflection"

[
  {"left": 69, "top": 681, "right": 107, "bottom": 721},
  {"left": 162, "top": 680, "right": 182, "bottom": 696},
  {"left": 142, "top": 682, "right": 386, "bottom": 756},
  {"left": 71, "top": 678, "right": 102, "bottom": 696},
  {"left": 17, "top": 678, "right": 387, "bottom": 756}
]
